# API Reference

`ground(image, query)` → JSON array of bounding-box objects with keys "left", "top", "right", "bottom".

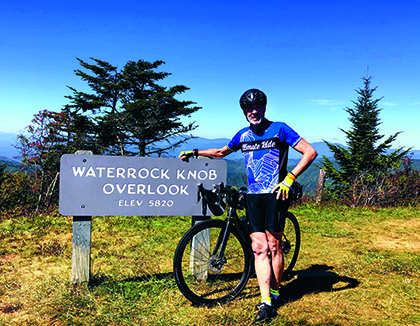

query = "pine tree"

[
  {"left": 319, "top": 76, "right": 410, "bottom": 198},
  {"left": 65, "top": 58, "right": 201, "bottom": 156}
]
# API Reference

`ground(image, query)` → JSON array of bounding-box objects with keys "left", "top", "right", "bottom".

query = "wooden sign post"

[
  {"left": 71, "top": 151, "right": 92, "bottom": 284},
  {"left": 72, "top": 215, "right": 92, "bottom": 284}
]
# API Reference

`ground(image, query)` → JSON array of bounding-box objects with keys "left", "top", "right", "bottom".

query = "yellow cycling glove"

[
  {"left": 274, "top": 172, "right": 296, "bottom": 199},
  {"left": 179, "top": 149, "right": 198, "bottom": 162}
]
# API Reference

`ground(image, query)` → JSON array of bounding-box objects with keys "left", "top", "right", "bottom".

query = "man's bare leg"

[{"left": 267, "top": 231, "right": 283, "bottom": 291}]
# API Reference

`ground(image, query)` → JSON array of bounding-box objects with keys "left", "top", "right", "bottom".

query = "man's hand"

[
  {"left": 179, "top": 150, "right": 195, "bottom": 162},
  {"left": 272, "top": 172, "right": 296, "bottom": 200}
]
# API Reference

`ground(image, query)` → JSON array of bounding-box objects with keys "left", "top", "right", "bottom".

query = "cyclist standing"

[{"left": 180, "top": 89, "right": 317, "bottom": 323}]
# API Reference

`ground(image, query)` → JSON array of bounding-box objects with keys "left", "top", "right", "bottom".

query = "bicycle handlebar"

[
  {"left": 197, "top": 181, "right": 303, "bottom": 216},
  {"left": 197, "top": 182, "right": 246, "bottom": 214},
  {"left": 213, "top": 183, "right": 246, "bottom": 210}
]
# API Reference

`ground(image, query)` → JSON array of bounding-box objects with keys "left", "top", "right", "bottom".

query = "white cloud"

[
  {"left": 311, "top": 99, "right": 344, "bottom": 106},
  {"left": 310, "top": 99, "right": 345, "bottom": 113},
  {"left": 382, "top": 102, "right": 396, "bottom": 106}
]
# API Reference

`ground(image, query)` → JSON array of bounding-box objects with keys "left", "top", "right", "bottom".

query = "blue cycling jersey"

[{"left": 228, "top": 118, "right": 301, "bottom": 194}]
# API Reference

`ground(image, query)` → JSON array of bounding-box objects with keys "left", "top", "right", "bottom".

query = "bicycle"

[{"left": 173, "top": 182, "right": 302, "bottom": 306}]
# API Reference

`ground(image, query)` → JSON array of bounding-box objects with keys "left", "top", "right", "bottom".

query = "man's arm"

[
  {"left": 197, "top": 145, "right": 233, "bottom": 158},
  {"left": 289, "top": 139, "right": 318, "bottom": 177},
  {"left": 179, "top": 145, "right": 233, "bottom": 160},
  {"left": 273, "top": 138, "right": 318, "bottom": 200}
]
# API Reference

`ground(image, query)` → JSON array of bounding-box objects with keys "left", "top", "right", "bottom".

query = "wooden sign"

[{"left": 59, "top": 154, "right": 227, "bottom": 216}]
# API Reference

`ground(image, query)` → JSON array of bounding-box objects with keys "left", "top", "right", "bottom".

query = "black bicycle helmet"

[{"left": 239, "top": 89, "right": 267, "bottom": 110}]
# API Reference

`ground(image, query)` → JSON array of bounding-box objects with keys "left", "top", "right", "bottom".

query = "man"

[{"left": 180, "top": 89, "right": 317, "bottom": 322}]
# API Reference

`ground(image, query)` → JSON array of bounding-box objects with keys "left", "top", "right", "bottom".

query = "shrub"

[
  {"left": 0, "top": 171, "right": 58, "bottom": 218},
  {"left": 346, "top": 155, "right": 420, "bottom": 207}
]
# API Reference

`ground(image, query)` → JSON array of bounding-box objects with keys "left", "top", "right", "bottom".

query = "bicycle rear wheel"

[
  {"left": 173, "top": 219, "right": 252, "bottom": 306},
  {"left": 282, "top": 212, "right": 301, "bottom": 278}
]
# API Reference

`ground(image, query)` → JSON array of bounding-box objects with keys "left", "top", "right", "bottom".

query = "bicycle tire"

[
  {"left": 173, "top": 219, "right": 252, "bottom": 306},
  {"left": 282, "top": 212, "right": 301, "bottom": 278}
]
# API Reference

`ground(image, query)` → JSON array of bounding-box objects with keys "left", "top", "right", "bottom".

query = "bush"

[
  {"left": 0, "top": 171, "right": 58, "bottom": 218},
  {"left": 1, "top": 172, "right": 38, "bottom": 211},
  {"left": 345, "top": 155, "right": 420, "bottom": 207}
]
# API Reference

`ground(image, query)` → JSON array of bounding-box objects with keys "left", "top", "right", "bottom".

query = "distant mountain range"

[
  {"left": 164, "top": 138, "right": 340, "bottom": 160},
  {"left": 0, "top": 132, "right": 19, "bottom": 161},
  {"left": 161, "top": 136, "right": 420, "bottom": 160},
  {"left": 1, "top": 132, "right": 419, "bottom": 162}
]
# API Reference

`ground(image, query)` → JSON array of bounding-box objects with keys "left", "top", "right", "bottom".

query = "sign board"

[{"left": 59, "top": 154, "right": 227, "bottom": 216}]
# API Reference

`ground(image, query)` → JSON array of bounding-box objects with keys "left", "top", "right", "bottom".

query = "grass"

[{"left": 1, "top": 204, "right": 419, "bottom": 325}]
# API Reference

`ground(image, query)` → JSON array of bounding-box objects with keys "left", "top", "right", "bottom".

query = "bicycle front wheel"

[
  {"left": 173, "top": 219, "right": 252, "bottom": 306},
  {"left": 282, "top": 212, "right": 301, "bottom": 278}
]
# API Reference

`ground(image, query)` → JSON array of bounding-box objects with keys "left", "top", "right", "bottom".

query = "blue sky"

[{"left": 1, "top": 0, "right": 420, "bottom": 150}]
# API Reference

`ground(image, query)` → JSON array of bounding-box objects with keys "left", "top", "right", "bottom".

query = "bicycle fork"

[{"left": 208, "top": 218, "right": 234, "bottom": 273}]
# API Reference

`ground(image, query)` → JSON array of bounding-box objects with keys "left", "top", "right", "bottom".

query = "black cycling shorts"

[{"left": 246, "top": 193, "right": 290, "bottom": 234}]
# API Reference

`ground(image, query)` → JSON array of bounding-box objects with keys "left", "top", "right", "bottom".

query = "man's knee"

[
  {"left": 266, "top": 232, "right": 283, "bottom": 255},
  {"left": 252, "top": 242, "right": 269, "bottom": 256},
  {"left": 251, "top": 233, "right": 269, "bottom": 256}
]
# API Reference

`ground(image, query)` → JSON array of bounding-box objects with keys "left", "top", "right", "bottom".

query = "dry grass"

[{"left": 1, "top": 205, "right": 419, "bottom": 325}]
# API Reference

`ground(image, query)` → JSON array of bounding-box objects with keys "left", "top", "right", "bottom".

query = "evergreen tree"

[
  {"left": 319, "top": 76, "right": 410, "bottom": 198},
  {"left": 65, "top": 58, "right": 201, "bottom": 156}
]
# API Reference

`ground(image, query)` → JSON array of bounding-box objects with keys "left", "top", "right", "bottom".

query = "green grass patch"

[{"left": 1, "top": 205, "right": 419, "bottom": 325}]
